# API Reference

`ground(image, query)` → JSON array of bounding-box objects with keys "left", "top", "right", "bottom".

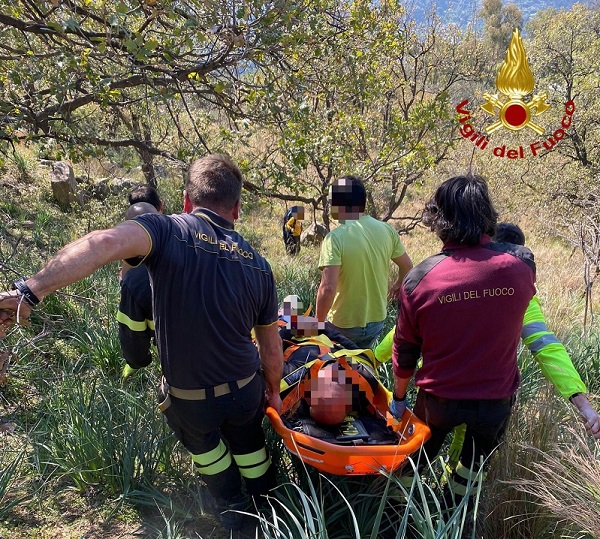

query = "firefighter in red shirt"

[{"left": 390, "top": 175, "right": 535, "bottom": 512}]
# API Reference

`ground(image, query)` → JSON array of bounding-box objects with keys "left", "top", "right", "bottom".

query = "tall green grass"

[
  {"left": 251, "top": 454, "right": 484, "bottom": 539},
  {"left": 265, "top": 410, "right": 484, "bottom": 539},
  {"left": 8, "top": 149, "right": 39, "bottom": 184},
  {"left": 32, "top": 377, "right": 176, "bottom": 498},
  {"left": 0, "top": 451, "right": 27, "bottom": 520},
  {"left": 564, "top": 330, "right": 600, "bottom": 394},
  {"left": 271, "top": 252, "right": 323, "bottom": 308}
]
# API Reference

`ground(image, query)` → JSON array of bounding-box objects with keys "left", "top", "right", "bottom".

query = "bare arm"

[
  {"left": 2, "top": 221, "right": 151, "bottom": 306},
  {"left": 393, "top": 375, "right": 412, "bottom": 401},
  {"left": 254, "top": 323, "right": 283, "bottom": 414},
  {"left": 315, "top": 265, "right": 340, "bottom": 322},
  {"left": 389, "top": 252, "right": 413, "bottom": 300},
  {"left": 571, "top": 393, "right": 600, "bottom": 440}
]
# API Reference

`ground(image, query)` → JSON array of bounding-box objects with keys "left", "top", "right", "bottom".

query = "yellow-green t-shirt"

[{"left": 318, "top": 215, "right": 405, "bottom": 328}]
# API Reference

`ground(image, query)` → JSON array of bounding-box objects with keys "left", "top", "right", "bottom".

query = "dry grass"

[
  {"left": 511, "top": 423, "right": 600, "bottom": 538},
  {"left": 481, "top": 387, "right": 574, "bottom": 539}
]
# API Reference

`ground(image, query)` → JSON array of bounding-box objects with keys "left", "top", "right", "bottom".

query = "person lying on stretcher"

[{"left": 278, "top": 295, "right": 386, "bottom": 426}]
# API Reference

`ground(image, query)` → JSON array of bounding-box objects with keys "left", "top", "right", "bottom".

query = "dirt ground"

[
  {"left": 0, "top": 468, "right": 259, "bottom": 539},
  {"left": 0, "top": 500, "right": 256, "bottom": 539}
]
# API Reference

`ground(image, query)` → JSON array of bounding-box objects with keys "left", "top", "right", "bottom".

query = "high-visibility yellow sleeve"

[{"left": 522, "top": 295, "right": 586, "bottom": 399}]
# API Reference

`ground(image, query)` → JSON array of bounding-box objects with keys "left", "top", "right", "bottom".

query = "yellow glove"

[{"left": 122, "top": 364, "right": 140, "bottom": 380}]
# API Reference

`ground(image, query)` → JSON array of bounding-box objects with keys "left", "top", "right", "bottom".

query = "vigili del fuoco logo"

[{"left": 456, "top": 28, "right": 575, "bottom": 159}]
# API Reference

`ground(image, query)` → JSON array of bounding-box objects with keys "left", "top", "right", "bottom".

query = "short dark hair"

[
  {"left": 185, "top": 154, "right": 242, "bottom": 210},
  {"left": 128, "top": 185, "right": 162, "bottom": 211},
  {"left": 330, "top": 175, "right": 366, "bottom": 213},
  {"left": 422, "top": 174, "right": 498, "bottom": 246},
  {"left": 494, "top": 222, "right": 525, "bottom": 246}
]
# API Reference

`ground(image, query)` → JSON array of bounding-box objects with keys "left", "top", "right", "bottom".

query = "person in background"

[
  {"left": 121, "top": 187, "right": 164, "bottom": 280},
  {"left": 283, "top": 206, "right": 304, "bottom": 256},
  {"left": 0, "top": 154, "right": 283, "bottom": 532},
  {"left": 128, "top": 184, "right": 164, "bottom": 213},
  {"left": 118, "top": 202, "right": 160, "bottom": 380},
  {"left": 316, "top": 176, "right": 413, "bottom": 348},
  {"left": 493, "top": 223, "right": 599, "bottom": 438},
  {"left": 390, "top": 175, "right": 536, "bottom": 513},
  {"left": 490, "top": 223, "right": 597, "bottom": 435}
]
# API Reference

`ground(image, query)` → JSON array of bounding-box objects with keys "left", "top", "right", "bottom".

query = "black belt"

[
  {"left": 424, "top": 391, "right": 514, "bottom": 407},
  {"left": 158, "top": 372, "right": 258, "bottom": 413}
]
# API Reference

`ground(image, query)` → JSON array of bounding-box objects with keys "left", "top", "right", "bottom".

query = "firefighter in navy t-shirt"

[{"left": 0, "top": 155, "right": 283, "bottom": 533}]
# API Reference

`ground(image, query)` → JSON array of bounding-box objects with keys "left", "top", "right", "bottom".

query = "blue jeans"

[{"left": 331, "top": 320, "right": 384, "bottom": 349}]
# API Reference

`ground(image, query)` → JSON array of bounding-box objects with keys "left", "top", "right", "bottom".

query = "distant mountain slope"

[{"left": 410, "top": 0, "right": 592, "bottom": 27}]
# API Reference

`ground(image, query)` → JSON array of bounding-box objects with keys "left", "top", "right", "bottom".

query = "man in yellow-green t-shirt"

[{"left": 316, "top": 175, "right": 413, "bottom": 348}]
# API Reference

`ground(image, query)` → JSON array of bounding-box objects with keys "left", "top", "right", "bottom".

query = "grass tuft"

[
  {"left": 511, "top": 425, "right": 600, "bottom": 539},
  {"left": 32, "top": 378, "right": 176, "bottom": 496},
  {"left": 0, "top": 451, "right": 28, "bottom": 520}
]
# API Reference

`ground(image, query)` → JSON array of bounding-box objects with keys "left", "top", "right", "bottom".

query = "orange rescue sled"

[{"left": 266, "top": 372, "right": 430, "bottom": 476}]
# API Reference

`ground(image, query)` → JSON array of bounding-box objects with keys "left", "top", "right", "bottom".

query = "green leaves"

[
  {"left": 0, "top": 0, "right": 322, "bottom": 168},
  {"left": 232, "top": 0, "right": 463, "bottom": 221},
  {"left": 115, "top": 1, "right": 129, "bottom": 14}
]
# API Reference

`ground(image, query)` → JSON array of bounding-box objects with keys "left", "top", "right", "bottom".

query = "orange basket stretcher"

[{"left": 266, "top": 367, "right": 430, "bottom": 476}]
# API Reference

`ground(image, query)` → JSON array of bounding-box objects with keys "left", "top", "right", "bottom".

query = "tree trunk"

[{"left": 132, "top": 114, "right": 157, "bottom": 188}]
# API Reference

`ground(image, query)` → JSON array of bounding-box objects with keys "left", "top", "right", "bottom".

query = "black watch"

[
  {"left": 392, "top": 393, "right": 406, "bottom": 402},
  {"left": 12, "top": 278, "right": 40, "bottom": 306}
]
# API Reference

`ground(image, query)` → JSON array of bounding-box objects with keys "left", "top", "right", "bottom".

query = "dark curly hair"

[
  {"left": 422, "top": 174, "right": 498, "bottom": 246},
  {"left": 494, "top": 222, "right": 525, "bottom": 246}
]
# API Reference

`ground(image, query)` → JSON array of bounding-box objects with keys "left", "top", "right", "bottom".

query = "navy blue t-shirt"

[{"left": 129, "top": 209, "right": 278, "bottom": 388}]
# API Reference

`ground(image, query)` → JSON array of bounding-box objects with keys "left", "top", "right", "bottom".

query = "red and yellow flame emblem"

[{"left": 481, "top": 29, "right": 550, "bottom": 135}]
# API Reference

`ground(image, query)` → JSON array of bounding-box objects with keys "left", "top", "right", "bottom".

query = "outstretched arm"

[
  {"left": 0, "top": 222, "right": 151, "bottom": 323},
  {"left": 522, "top": 296, "right": 600, "bottom": 438},
  {"left": 523, "top": 296, "right": 586, "bottom": 399}
]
